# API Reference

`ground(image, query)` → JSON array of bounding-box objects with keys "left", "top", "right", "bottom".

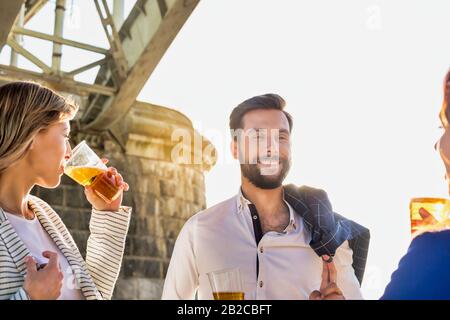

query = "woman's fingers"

[
  {"left": 116, "top": 173, "right": 123, "bottom": 185},
  {"left": 418, "top": 207, "right": 432, "bottom": 219},
  {"left": 114, "top": 172, "right": 127, "bottom": 190},
  {"left": 84, "top": 185, "right": 97, "bottom": 199},
  {"left": 106, "top": 167, "right": 117, "bottom": 178},
  {"left": 84, "top": 185, "right": 92, "bottom": 194},
  {"left": 104, "top": 167, "right": 128, "bottom": 191},
  {"left": 24, "top": 256, "right": 37, "bottom": 274},
  {"left": 101, "top": 158, "right": 109, "bottom": 164},
  {"left": 418, "top": 207, "right": 438, "bottom": 224}
]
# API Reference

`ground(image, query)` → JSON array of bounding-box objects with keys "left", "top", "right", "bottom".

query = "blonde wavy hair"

[{"left": 0, "top": 81, "right": 78, "bottom": 173}]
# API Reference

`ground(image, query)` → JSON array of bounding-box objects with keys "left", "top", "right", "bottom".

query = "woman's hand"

[
  {"left": 309, "top": 255, "right": 345, "bottom": 300},
  {"left": 23, "top": 252, "right": 63, "bottom": 300},
  {"left": 84, "top": 159, "right": 130, "bottom": 212},
  {"left": 412, "top": 208, "right": 450, "bottom": 236},
  {"left": 411, "top": 208, "right": 439, "bottom": 231}
]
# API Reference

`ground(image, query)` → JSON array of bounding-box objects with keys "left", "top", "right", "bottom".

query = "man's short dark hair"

[{"left": 229, "top": 93, "right": 293, "bottom": 133}]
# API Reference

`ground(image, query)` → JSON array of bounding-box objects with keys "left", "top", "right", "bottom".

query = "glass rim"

[
  {"left": 69, "top": 140, "right": 88, "bottom": 159},
  {"left": 64, "top": 140, "right": 106, "bottom": 171},
  {"left": 206, "top": 267, "right": 241, "bottom": 277},
  {"left": 410, "top": 197, "right": 450, "bottom": 204}
]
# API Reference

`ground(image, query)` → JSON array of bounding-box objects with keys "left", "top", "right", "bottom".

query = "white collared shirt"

[{"left": 162, "top": 189, "right": 363, "bottom": 300}]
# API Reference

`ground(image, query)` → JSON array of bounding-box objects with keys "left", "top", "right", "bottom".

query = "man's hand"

[
  {"left": 309, "top": 255, "right": 345, "bottom": 300},
  {"left": 23, "top": 251, "right": 63, "bottom": 300}
]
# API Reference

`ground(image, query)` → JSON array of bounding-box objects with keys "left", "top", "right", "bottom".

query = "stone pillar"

[{"left": 32, "top": 101, "right": 216, "bottom": 299}]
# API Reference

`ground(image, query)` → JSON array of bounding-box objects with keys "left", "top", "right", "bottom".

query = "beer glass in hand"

[
  {"left": 410, "top": 197, "right": 450, "bottom": 236},
  {"left": 64, "top": 140, "right": 120, "bottom": 204}
]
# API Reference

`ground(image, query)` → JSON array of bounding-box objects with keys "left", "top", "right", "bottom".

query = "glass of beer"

[
  {"left": 207, "top": 267, "right": 244, "bottom": 300},
  {"left": 64, "top": 140, "right": 120, "bottom": 203},
  {"left": 410, "top": 197, "right": 450, "bottom": 236}
]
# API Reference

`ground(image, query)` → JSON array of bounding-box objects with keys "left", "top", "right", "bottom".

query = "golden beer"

[
  {"left": 213, "top": 292, "right": 245, "bottom": 300},
  {"left": 65, "top": 166, "right": 104, "bottom": 186},
  {"left": 410, "top": 197, "right": 450, "bottom": 235},
  {"left": 207, "top": 267, "right": 244, "bottom": 300},
  {"left": 65, "top": 166, "right": 121, "bottom": 203}
]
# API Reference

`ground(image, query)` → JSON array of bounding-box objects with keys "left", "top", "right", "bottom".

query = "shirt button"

[
  {"left": 253, "top": 215, "right": 258, "bottom": 220},
  {"left": 259, "top": 281, "right": 264, "bottom": 288},
  {"left": 260, "top": 247, "right": 264, "bottom": 253}
]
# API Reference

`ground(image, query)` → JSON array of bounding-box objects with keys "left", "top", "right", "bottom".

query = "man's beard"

[{"left": 240, "top": 157, "right": 291, "bottom": 189}]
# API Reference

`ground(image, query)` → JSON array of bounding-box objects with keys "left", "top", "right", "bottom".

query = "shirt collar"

[{"left": 236, "top": 187, "right": 297, "bottom": 232}]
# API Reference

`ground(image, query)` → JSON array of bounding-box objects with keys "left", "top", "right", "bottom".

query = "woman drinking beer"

[
  {"left": 381, "top": 71, "right": 450, "bottom": 299},
  {"left": 0, "top": 81, "right": 131, "bottom": 300}
]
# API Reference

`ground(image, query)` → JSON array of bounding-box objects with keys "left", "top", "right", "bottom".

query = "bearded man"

[{"left": 162, "top": 94, "right": 367, "bottom": 300}]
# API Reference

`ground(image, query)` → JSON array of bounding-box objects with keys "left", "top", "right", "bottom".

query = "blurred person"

[{"left": 381, "top": 71, "right": 450, "bottom": 300}]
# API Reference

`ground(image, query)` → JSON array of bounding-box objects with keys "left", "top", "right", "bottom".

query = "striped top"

[{"left": 0, "top": 195, "right": 131, "bottom": 300}]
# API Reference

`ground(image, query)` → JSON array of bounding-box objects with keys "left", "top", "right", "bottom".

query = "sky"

[{"left": 1, "top": 0, "right": 450, "bottom": 299}]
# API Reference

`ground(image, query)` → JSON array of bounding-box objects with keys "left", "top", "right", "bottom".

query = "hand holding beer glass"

[
  {"left": 410, "top": 197, "right": 450, "bottom": 237},
  {"left": 207, "top": 267, "right": 245, "bottom": 300},
  {"left": 64, "top": 141, "right": 129, "bottom": 211}
]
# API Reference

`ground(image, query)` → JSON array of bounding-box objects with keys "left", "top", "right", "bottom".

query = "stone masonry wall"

[
  {"left": 32, "top": 144, "right": 207, "bottom": 299},
  {"left": 31, "top": 101, "right": 215, "bottom": 299}
]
